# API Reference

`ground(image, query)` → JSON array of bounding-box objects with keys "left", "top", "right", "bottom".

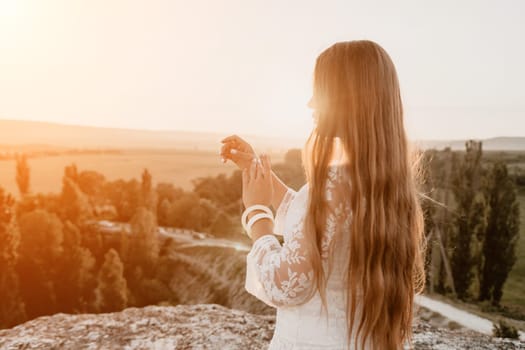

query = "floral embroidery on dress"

[{"left": 246, "top": 165, "right": 351, "bottom": 308}]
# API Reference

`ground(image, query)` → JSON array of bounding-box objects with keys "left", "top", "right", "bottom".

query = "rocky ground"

[{"left": 0, "top": 304, "right": 523, "bottom": 350}]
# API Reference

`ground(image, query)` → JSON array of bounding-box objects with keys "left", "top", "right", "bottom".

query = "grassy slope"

[{"left": 166, "top": 245, "right": 275, "bottom": 316}]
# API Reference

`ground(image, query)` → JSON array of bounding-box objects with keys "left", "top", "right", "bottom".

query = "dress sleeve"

[
  {"left": 273, "top": 186, "right": 298, "bottom": 236},
  {"left": 245, "top": 166, "right": 350, "bottom": 308}
]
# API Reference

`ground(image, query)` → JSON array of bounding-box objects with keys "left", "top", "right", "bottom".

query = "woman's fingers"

[
  {"left": 220, "top": 143, "right": 231, "bottom": 154},
  {"left": 242, "top": 167, "right": 248, "bottom": 186},
  {"left": 225, "top": 149, "right": 254, "bottom": 163},
  {"left": 261, "top": 154, "right": 271, "bottom": 178},
  {"left": 221, "top": 134, "right": 244, "bottom": 145},
  {"left": 256, "top": 154, "right": 264, "bottom": 179},
  {"left": 221, "top": 135, "right": 253, "bottom": 154},
  {"left": 220, "top": 135, "right": 236, "bottom": 143},
  {"left": 220, "top": 141, "right": 255, "bottom": 164},
  {"left": 220, "top": 144, "right": 232, "bottom": 161},
  {"left": 250, "top": 157, "right": 257, "bottom": 181},
  {"left": 236, "top": 150, "right": 256, "bottom": 164}
]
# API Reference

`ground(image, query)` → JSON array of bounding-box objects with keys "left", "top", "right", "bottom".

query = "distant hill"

[
  {"left": 416, "top": 137, "right": 525, "bottom": 151},
  {"left": 0, "top": 119, "right": 305, "bottom": 153},
  {"left": 0, "top": 119, "right": 524, "bottom": 152}
]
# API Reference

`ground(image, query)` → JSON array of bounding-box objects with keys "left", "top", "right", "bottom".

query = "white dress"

[{"left": 245, "top": 164, "right": 371, "bottom": 349}]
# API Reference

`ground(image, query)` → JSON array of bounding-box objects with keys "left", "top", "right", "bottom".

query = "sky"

[{"left": 0, "top": 0, "right": 524, "bottom": 141}]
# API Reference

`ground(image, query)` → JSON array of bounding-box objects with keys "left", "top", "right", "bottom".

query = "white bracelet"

[
  {"left": 246, "top": 212, "right": 274, "bottom": 239},
  {"left": 241, "top": 204, "right": 273, "bottom": 233}
]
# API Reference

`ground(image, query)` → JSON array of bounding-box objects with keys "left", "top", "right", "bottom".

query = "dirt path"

[{"left": 416, "top": 295, "right": 525, "bottom": 341}]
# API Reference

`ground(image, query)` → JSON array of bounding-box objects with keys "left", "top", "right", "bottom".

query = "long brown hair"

[{"left": 301, "top": 40, "right": 426, "bottom": 349}]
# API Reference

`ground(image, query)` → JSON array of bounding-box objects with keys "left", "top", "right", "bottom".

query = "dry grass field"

[{"left": 0, "top": 149, "right": 287, "bottom": 196}]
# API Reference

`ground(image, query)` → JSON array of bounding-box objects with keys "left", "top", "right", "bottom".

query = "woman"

[{"left": 219, "top": 40, "right": 426, "bottom": 350}]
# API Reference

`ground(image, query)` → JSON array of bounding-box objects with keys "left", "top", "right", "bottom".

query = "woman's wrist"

[
  {"left": 245, "top": 209, "right": 274, "bottom": 240},
  {"left": 250, "top": 217, "right": 274, "bottom": 241},
  {"left": 246, "top": 209, "right": 270, "bottom": 221}
]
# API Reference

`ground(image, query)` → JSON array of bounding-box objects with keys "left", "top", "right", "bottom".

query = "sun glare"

[{"left": 0, "top": 0, "right": 19, "bottom": 19}]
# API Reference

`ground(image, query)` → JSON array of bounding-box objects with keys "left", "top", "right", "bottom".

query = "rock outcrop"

[{"left": 0, "top": 304, "right": 523, "bottom": 350}]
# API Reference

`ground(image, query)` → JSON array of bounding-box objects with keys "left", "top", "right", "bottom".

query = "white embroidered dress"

[{"left": 245, "top": 164, "right": 370, "bottom": 349}]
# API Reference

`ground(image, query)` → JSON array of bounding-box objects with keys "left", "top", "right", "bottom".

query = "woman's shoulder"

[{"left": 299, "top": 164, "right": 346, "bottom": 193}]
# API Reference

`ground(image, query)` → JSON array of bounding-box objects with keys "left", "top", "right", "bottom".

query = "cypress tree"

[
  {"left": 479, "top": 160, "right": 520, "bottom": 305},
  {"left": 0, "top": 188, "right": 26, "bottom": 328},
  {"left": 449, "top": 140, "right": 486, "bottom": 299},
  {"left": 95, "top": 249, "right": 128, "bottom": 313},
  {"left": 15, "top": 154, "right": 30, "bottom": 196}
]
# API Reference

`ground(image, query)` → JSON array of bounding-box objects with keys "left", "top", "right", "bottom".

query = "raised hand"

[
  {"left": 220, "top": 134, "right": 258, "bottom": 170},
  {"left": 242, "top": 154, "right": 273, "bottom": 208}
]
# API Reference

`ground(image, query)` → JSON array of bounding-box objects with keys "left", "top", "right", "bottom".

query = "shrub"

[{"left": 492, "top": 319, "right": 519, "bottom": 339}]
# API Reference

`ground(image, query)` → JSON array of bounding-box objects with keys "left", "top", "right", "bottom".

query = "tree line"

[
  {"left": 421, "top": 140, "right": 521, "bottom": 310},
  {"left": 0, "top": 150, "right": 305, "bottom": 329},
  {"left": 0, "top": 144, "right": 521, "bottom": 329}
]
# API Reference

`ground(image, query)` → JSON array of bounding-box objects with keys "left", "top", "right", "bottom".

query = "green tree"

[
  {"left": 478, "top": 161, "right": 520, "bottom": 305},
  {"left": 16, "top": 192, "right": 62, "bottom": 218},
  {"left": 158, "top": 198, "right": 172, "bottom": 226},
  {"left": 192, "top": 173, "right": 238, "bottom": 208},
  {"left": 141, "top": 168, "right": 158, "bottom": 213},
  {"left": 95, "top": 249, "right": 127, "bottom": 313},
  {"left": 425, "top": 147, "right": 457, "bottom": 294},
  {"left": 128, "top": 207, "right": 159, "bottom": 274},
  {"left": 209, "top": 211, "right": 235, "bottom": 238},
  {"left": 16, "top": 209, "right": 64, "bottom": 319},
  {"left": 55, "top": 221, "right": 96, "bottom": 313},
  {"left": 0, "top": 188, "right": 26, "bottom": 328},
  {"left": 64, "top": 163, "right": 79, "bottom": 183},
  {"left": 188, "top": 198, "right": 216, "bottom": 232},
  {"left": 15, "top": 154, "right": 30, "bottom": 196},
  {"left": 274, "top": 149, "right": 306, "bottom": 191},
  {"left": 156, "top": 183, "right": 184, "bottom": 206},
  {"left": 104, "top": 179, "right": 141, "bottom": 221},
  {"left": 77, "top": 170, "right": 106, "bottom": 197},
  {"left": 61, "top": 176, "right": 92, "bottom": 224},
  {"left": 167, "top": 192, "right": 202, "bottom": 228},
  {"left": 449, "top": 140, "right": 487, "bottom": 300}
]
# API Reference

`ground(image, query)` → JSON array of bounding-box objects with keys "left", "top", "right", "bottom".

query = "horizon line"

[{"left": 0, "top": 117, "right": 523, "bottom": 142}]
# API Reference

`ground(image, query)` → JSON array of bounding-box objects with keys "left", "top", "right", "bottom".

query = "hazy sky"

[{"left": 0, "top": 0, "right": 523, "bottom": 141}]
